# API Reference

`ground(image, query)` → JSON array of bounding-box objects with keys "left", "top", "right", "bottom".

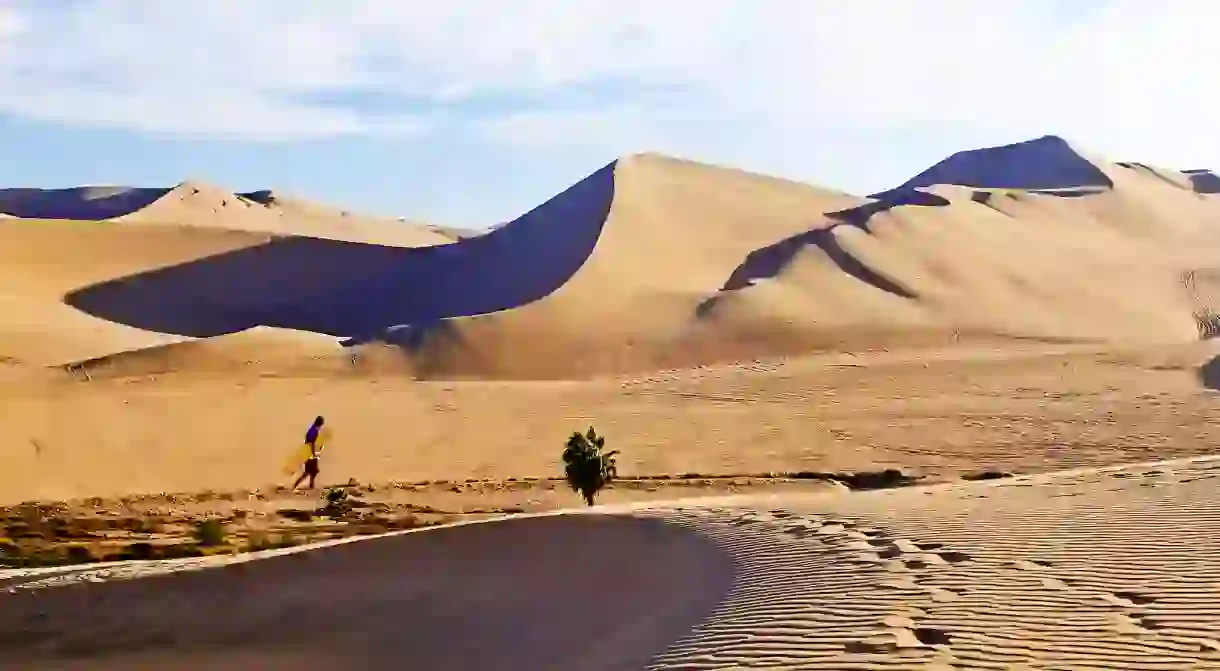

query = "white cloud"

[{"left": 0, "top": 0, "right": 1216, "bottom": 173}]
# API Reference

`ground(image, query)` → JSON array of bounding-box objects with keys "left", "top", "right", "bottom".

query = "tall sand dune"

[
  {"left": 6, "top": 457, "right": 1220, "bottom": 668},
  {"left": 64, "top": 154, "right": 863, "bottom": 377},
  {"left": 37, "top": 136, "right": 1220, "bottom": 378},
  {"left": 697, "top": 139, "right": 1220, "bottom": 360}
]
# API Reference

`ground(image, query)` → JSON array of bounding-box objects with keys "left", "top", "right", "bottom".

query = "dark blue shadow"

[
  {"left": 0, "top": 187, "right": 173, "bottom": 220},
  {"left": 869, "top": 135, "right": 1113, "bottom": 201},
  {"left": 64, "top": 161, "right": 618, "bottom": 339}
]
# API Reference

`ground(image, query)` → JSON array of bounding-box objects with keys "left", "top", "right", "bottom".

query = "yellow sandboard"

[{"left": 282, "top": 427, "right": 332, "bottom": 475}]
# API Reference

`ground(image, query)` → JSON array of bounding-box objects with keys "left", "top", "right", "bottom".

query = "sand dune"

[
  {"left": 0, "top": 181, "right": 456, "bottom": 364},
  {"left": 5, "top": 456, "right": 1220, "bottom": 668},
  {"left": 48, "top": 137, "right": 1220, "bottom": 379},
  {"left": 698, "top": 137, "right": 1220, "bottom": 358},
  {"left": 0, "top": 181, "right": 454, "bottom": 246},
  {"left": 64, "top": 154, "right": 863, "bottom": 377}
]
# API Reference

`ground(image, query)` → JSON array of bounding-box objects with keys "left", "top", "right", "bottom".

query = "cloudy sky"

[{"left": 0, "top": 1, "right": 1213, "bottom": 227}]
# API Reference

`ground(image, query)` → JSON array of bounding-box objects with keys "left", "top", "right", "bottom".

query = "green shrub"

[
  {"left": 193, "top": 518, "right": 226, "bottom": 547},
  {"left": 562, "top": 426, "right": 619, "bottom": 506}
]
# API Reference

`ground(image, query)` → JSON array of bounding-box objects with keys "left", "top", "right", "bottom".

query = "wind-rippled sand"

[{"left": 5, "top": 456, "right": 1220, "bottom": 669}]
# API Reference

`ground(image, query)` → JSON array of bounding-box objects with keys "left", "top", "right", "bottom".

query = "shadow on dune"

[
  {"left": 869, "top": 135, "right": 1113, "bottom": 202},
  {"left": 695, "top": 191, "right": 945, "bottom": 317},
  {"left": 0, "top": 515, "right": 735, "bottom": 671},
  {"left": 64, "top": 162, "right": 618, "bottom": 340},
  {"left": 0, "top": 187, "right": 173, "bottom": 220}
]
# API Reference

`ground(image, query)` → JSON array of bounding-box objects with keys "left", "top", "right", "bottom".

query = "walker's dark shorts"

[{"left": 304, "top": 458, "right": 319, "bottom": 476}]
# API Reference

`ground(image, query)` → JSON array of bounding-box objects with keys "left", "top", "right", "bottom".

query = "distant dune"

[
  {"left": 0, "top": 182, "right": 453, "bottom": 366},
  {"left": 7, "top": 136, "right": 1220, "bottom": 377},
  {"left": 0, "top": 181, "right": 454, "bottom": 246},
  {"left": 0, "top": 186, "right": 172, "bottom": 220}
]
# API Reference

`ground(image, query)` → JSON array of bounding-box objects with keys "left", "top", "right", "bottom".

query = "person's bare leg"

[{"left": 292, "top": 469, "right": 308, "bottom": 490}]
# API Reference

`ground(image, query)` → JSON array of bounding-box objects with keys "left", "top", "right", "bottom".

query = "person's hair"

[{"left": 314, "top": 416, "right": 325, "bottom": 426}]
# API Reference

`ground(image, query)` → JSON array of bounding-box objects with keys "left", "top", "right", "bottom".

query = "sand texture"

[{"left": 2, "top": 457, "right": 1220, "bottom": 669}]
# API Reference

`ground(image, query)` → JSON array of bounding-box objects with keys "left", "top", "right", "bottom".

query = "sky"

[{"left": 0, "top": 1, "right": 1216, "bottom": 228}]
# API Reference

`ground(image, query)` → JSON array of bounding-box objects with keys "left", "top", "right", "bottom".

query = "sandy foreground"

[{"left": 0, "top": 455, "right": 1218, "bottom": 669}]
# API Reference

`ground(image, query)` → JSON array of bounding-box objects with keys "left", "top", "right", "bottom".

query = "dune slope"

[
  {"left": 698, "top": 140, "right": 1220, "bottom": 355},
  {"left": 0, "top": 221, "right": 273, "bottom": 364}
]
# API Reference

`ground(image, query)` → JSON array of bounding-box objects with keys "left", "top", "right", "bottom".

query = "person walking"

[{"left": 292, "top": 415, "right": 327, "bottom": 490}]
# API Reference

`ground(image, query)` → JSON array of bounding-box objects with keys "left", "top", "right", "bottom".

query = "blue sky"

[{"left": 0, "top": 1, "right": 1215, "bottom": 228}]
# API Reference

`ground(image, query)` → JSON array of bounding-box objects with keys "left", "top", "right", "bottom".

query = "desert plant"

[
  {"left": 321, "top": 486, "right": 353, "bottom": 518},
  {"left": 193, "top": 518, "right": 226, "bottom": 547},
  {"left": 324, "top": 486, "right": 349, "bottom": 507},
  {"left": 562, "top": 426, "right": 619, "bottom": 506}
]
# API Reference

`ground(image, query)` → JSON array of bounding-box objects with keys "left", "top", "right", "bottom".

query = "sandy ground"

[
  {"left": 3, "top": 456, "right": 1220, "bottom": 668},
  {"left": 3, "top": 341, "right": 1220, "bottom": 503}
]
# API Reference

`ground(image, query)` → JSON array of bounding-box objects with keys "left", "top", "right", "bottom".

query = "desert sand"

[
  {"left": 4, "top": 457, "right": 1220, "bottom": 668},
  {"left": 5, "top": 135, "right": 1220, "bottom": 667}
]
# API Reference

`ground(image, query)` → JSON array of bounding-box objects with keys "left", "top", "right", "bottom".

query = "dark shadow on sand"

[
  {"left": 64, "top": 162, "right": 618, "bottom": 341},
  {"left": 0, "top": 187, "right": 173, "bottom": 220},
  {"left": 868, "top": 135, "right": 1113, "bottom": 202}
]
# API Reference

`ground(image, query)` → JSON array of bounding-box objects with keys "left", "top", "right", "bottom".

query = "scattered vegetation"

[
  {"left": 562, "top": 426, "right": 619, "bottom": 506},
  {"left": 322, "top": 486, "right": 354, "bottom": 518},
  {"left": 192, "top": 518, "right": 226, "bottom": 547}
]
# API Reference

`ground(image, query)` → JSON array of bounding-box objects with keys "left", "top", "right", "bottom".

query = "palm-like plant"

[{"left": 562, "top": 426, "right": 619, "bottom": 506}]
